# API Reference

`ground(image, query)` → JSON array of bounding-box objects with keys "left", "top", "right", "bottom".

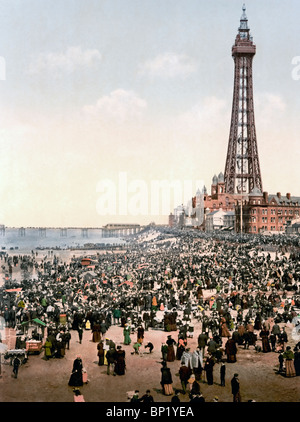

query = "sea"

[{"left": 0, "top": 227, "right": 126, "bottom": 253}]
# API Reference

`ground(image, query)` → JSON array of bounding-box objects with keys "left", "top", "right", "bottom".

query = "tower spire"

[{"left": 238, "top": 4, "right": 249, "bottom": 38}]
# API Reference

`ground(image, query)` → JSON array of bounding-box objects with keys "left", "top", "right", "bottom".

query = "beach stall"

[{"left": 21, "top": 318, "right": 47, "bottom": 353}]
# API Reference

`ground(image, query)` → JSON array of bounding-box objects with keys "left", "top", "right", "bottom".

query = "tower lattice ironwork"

[{"left": 224, "top": 5, "right": 263, "bottom": 195}]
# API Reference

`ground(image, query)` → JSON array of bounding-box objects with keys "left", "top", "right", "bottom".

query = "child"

[
  {"left": 144, "top": 342, "right": 154, "bottom": 353},
  {"left": 73, "top": 389, "right": 85, "bottom": 402}
]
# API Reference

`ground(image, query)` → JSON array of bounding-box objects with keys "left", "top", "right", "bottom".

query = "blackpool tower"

[{"left": 224, "top": 5, "right": 263, "bottom": 195}]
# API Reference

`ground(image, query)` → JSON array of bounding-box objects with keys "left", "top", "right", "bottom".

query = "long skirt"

[
  {"left": 285, "top": 360, "right": 296, "bottom": 377},
  {"left": 261, "top": 337, "right": 271, "bottom": 353},
  {"left": 68, "top": 370, "right": 83, "bottom": 387},
  {"left": 227, "top": 354, "right": 237, "bottom": 363},
  {"left": 166, "top": 345, "right": 175, "bottom": 362},
  {"left": 221, "top": 324, "right": 230, "bottom": 338},
  {"left": 92, "top": 331, "right": 101, "bottom": 343},
  {"left": 115, "top": 359, "right": 126, "bottom": 375}
]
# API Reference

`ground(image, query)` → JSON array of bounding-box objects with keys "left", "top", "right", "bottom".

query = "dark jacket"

[
  {"left": 161, "top": 367, "right": 173, "bottom": 384},
  {"left": 231, "top": 377, "right": 240, "bottom": 395},
  {"left": 179, "top": 365, "right": 192, "bottom": 382},
  {"left": 198, "top": 333, "right": 208, "bottom": 348},
  {"left": 106, "top": 348, "right": 116, "bottom": 364}
]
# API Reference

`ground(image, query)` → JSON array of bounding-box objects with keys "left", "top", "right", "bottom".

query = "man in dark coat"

[
  {"left": 207, "top": 338, "right": 218, "bottom": 357},
  {"left": 106, "top": 347, "right": 117, "bottom": 375},
  {"left": 197, "top": 332, "right": 208, "bottom": 357},
  {"left": 271, "top": 322, "right": 281, "bottom": 340},
  {"left": 204, "top": 356, "right": 215, "bottom": 385},
  {"left": 77, "top": 326, "right": 83, "bottom": 344},
  {"left": 12, "top": 356, "right": 21, "bottom": 378},
  {"left": 220, "top": 362, "right": 226, "bottom": 386},
  {"left": 179, "top": 364, "right": 192, "bottom": 394},
  {"left": 231, "top": 373, "right": 241, "bottom": 402}
]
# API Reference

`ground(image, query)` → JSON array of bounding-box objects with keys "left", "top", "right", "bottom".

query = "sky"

[{"left": 0, "top": 0, "right": 299, "bottom": 227}]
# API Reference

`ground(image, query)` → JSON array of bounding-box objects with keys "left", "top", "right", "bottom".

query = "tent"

[{"left": 21, "top": 318, "right": 47, "bottom": 336}]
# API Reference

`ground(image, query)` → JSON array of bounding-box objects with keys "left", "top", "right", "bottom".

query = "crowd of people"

[{"left": 0, "top": 227, "right": 300, "bottom": 402}]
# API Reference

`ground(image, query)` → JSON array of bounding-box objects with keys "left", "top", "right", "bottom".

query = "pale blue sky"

[{"left": 0, "top": 0, "right": 299, "bottom": 227}]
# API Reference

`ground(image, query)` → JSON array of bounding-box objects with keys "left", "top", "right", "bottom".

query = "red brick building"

[
  {"left": 235, "top": 189, "right": 300, "bottom": 233},
  {"left": 202, "top": 173, "right": 236, "bottom": 213}
]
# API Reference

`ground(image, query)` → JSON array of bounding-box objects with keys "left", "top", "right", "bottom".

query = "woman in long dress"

[
  {"left": 225, "top": 338, "right": 237, "bottom": 363},
  {"left": 160, "top": 361, "right": 173, "bottom": 396},
  {"left": 114, "top": 346, "right": 126, "bottom": 375},
  {"left": 97, "top": 340, "right": 105, "bottom": 366},
  {"left": 137, "top": 326, "right": 144, "bottom": 344},
  {"left": 166, "top": 335, "right": 176, "bottom": 362},
  {"left": 68, "top": 355, "right": 83, "bottom": 387},
  {"left": 92, "top": 322, "right": 101, "bottom": 343},
  {"left": 283, "top": 346, "right": 296, "bottom": 377},
  {"left": 259, "top": 329, "right": 271, "bottom": 353},
  {"left": 220, "top": 317, "right": 230, "bottom": 338},
  {"left": 176, "top": 337, "right": 186, "bottom": 360},
  {"left": 123, "top": 324, "right": 131, "bottom": 345}
]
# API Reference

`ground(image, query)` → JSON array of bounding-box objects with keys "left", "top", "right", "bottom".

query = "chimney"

[
  {"left": 277, "top": 192, "right": 281, "bottom": 199},
  {"left": 263, "top": 191, "right": 268, "bottom": 203},
  {"left": 286, "top": 193, "right": 291, "bottom": 200}
]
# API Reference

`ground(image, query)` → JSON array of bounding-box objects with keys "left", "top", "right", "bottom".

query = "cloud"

[
  {"left": 28, "top": 46, "right": 101, "bottom": 74},
  {"left": 138, "top": 52, "right": 197, "bottom": 79},
  {"left": 82, "top": 89, "right": 147, "bottom": 124},
  {"left": 177, "top": 96, "right": 229, "bottom": 131},
  {"left": 255, "top": 93, "right": 286, "bottom": 117}
]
